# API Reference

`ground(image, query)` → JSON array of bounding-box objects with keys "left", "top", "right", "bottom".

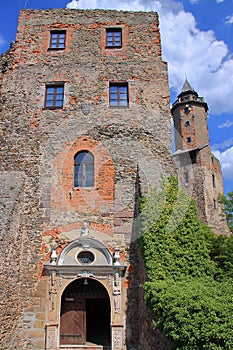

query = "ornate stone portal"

[{"left": 44, "top": 232, "right": 126, "bottom": 350}]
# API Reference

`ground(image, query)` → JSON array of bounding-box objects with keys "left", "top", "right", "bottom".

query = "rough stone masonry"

[
  {"left": 0, "top": 9, "right": 173, "bottom": 350},
  {"left": 0, "top": 8, "right": 228, "bottom": 350}
]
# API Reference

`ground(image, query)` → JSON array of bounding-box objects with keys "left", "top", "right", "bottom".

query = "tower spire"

[{"left": 181, "top": 78, "right": 195, "bottom": 93}]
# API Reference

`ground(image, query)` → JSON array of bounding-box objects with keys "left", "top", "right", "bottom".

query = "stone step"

[
  {"left": 60, "top": 345, "right": 110, "bottom": 350},
  {"left": 60, "top": 348, "right": 103, "bottom": 350}
]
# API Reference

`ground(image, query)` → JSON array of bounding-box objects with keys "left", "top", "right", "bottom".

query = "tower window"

[
  {"left": 44, "top": 84, "right": 64, "bottom": 109},
  {"left": 212, "top": 174, "right": 216, "bottom": 188},
  {"left": 213, "top": 199, "right": 217, "bottom": 209},
  {"left": 106, "top": 28, "right": 122, "bottom": 48},
  {"left": 74, "top": 151, "right": 94, "bottom": 188},
  {"left": 186, "top": 136, "right": 192, "bottom": 143},
  {"left": 184, "top": 171, "right": 189, "bottom": 186},
  {"left": 49, "top": 31, "right": 66, "bottom": 49},
  {"left": 109, "top": 83, "right": 129, "bottom": 107},
  {"left": 185, "top": 120, "right": 190, "bottom": 127},
  {"left": 184, "top": 106, "right": 190, "bottom": 114}
]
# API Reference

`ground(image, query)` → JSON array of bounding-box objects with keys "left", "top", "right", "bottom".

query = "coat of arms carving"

[{"left": 81, "top": 102, "right": 91, "bottom": 115}]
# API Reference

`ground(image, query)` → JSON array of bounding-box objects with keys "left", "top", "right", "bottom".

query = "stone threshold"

[
  {"left": 60, "top": 345, "right": 104, "bottom": 350},
  {"left": 60, "top": 348, "right": 103, "bottom": 350},
  {"left": 60, "top": 344, "right": 111, "bottom": 350},
  {"left": 60, "top": 347, "right": 103, "bottom": 350}
]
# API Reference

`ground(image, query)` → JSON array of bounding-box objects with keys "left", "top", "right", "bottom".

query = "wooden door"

[{"left": 60, "top": 298, "right": 85, "bottom": 345}]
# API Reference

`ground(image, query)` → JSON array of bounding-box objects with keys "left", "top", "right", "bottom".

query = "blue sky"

[{"left": 0, "top": 0, "right": 233, "bottom": 194}]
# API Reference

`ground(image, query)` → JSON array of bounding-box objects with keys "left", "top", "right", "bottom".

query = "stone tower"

[
  {"left": 171, "top": 79, "right": 229, "bottom": 234},
  {"left": 0, "top": 9, "right": 173, "bottom": 350}
]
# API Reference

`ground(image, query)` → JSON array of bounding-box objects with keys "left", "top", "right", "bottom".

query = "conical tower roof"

[
  {"left": 181, "top": 78, "right": 195, "bottom": 93},
  {"left": 171, "top": 78, "right": 208, "bottom": 113},
  {"left": 178, "top": 78, "right": 198, "bottom": 98}
]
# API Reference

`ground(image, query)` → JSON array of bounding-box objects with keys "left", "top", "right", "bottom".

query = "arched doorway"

[{"left": 60, "top": 278, "right": 111, "bottom": 347}]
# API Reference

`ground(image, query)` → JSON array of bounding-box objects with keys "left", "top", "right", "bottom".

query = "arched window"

[{"left": 74, "top": 151, "right": 94, "bottom": 187}]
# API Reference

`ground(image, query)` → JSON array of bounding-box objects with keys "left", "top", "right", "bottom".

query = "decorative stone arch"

[
  {"left": 44, "top": 233, "right": 126, "bottom": 350},
  {"left": 57, "top": 237, "right": 113, "bottom": 266}
]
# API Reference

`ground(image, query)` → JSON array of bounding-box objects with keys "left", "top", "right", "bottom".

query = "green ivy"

[{"left": 140, "top": 176, "right": 233, "bottom": 350}]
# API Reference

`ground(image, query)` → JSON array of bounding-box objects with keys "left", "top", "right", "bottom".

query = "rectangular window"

[
  {"left": 109, "top": 83, "right": 128, "bottom": 107},
  {"left": 45, "top": 84, "right": 64, "bottom": 109},
  {"left": 49, "top": 31, "right": 66, "bottom": 49},
  {"left": 184, "top": 171, "right": 189, "bottom": 186},
  {"left": 106, "top": 28, "right": 122, "bottom": 48},
  {"left": 212, "top": 174, "right": 216, "bottom": 188},
  {"left": 187, "top": 136, "right": 192, "bottom": 143}
]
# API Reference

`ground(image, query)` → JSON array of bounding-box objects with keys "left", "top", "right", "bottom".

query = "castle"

[{"left": 0, "top": 8, "right": 228, "bottom": 350}]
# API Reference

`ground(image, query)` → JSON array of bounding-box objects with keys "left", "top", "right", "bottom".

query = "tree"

[
  {"left": 140, "top": 176, "right": 233, "bottom": 350},
  {"left": 220, "top": 191, "right": 233, "bottom": 232}
]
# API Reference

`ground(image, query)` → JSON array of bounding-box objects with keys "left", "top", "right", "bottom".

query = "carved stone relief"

[
  {"left": 49, "top": 271, "right": 57, "bottom": 311},
  {"left": 81, "top": 102, "right": 91, "bottom": 115},
  {"left": 112, "top": 328, "right": 123, "bottom": 349},
  {"left": 113, "top": 272, "right": 121, "bottom": 313},
  {"left": 46, "top": 324, "right": 58, "bottom": 349}
]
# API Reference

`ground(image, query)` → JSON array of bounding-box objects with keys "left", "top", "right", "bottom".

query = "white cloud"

[
  {"left": 189, "top": 0, "right": 224, "bottom": 2},
  {"left": 159, "top": 10, "right": 233, "bottom": 115},
  {"left": 212, "top": 137, "right": 233, "bottom": 151},
  {"left": 225, "top": 15, "right": 233, "bottom": 25},
  {"left": 66, "top": 0, "right": 79, "bottom": 8},
  {"left": 218, "top": 120, "right": 233, "bottom": 128},
  {"left": 65, "top": 0, "right": 233, "bottom": 115},
  {"left": 66, "top": 0, "right": 183, "bottom": 13},
  {"left": 213, "top": 147, "right": 233, "bottom": 180},
  {"left": 0, "top": 34, "right": 6, "bottom": 47},
  {"left": 66, "top": 0, "right": 148, "bottom": 11}
]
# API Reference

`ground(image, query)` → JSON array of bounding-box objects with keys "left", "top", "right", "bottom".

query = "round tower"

[
  {"left": 171, "top": 78, "right": 209, "bottom": 156},
  {"left": 171, "top": 79, "right": 229, "bottom": 235}
]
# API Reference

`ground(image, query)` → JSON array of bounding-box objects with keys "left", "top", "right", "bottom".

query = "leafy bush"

[
  {"left": 144, "top": 278, "right": 233, "bottom": 350},
  {"left": 140, "top": 176, "right": 233, "bottom": 350}
]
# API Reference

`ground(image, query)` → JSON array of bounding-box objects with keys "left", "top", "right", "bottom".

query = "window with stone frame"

[
  {"left": 74, "top": 151, "right": 94, "bottom": 188},
  {"left": 44, "top": 84, "right": 64, "bottom": 109},
  {"left": 49, "top": 30, "right": 66, "bottom": 49},
  {"left": 109, "top": 83, "right": 129, "bottom": 107},
  {"left": 106, "top": 28, "right": 122, "bottom": 48}
]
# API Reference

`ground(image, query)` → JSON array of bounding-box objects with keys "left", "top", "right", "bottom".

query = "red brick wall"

[{"left": 51, "top": 135, "right": 114, "bottom": 214}]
